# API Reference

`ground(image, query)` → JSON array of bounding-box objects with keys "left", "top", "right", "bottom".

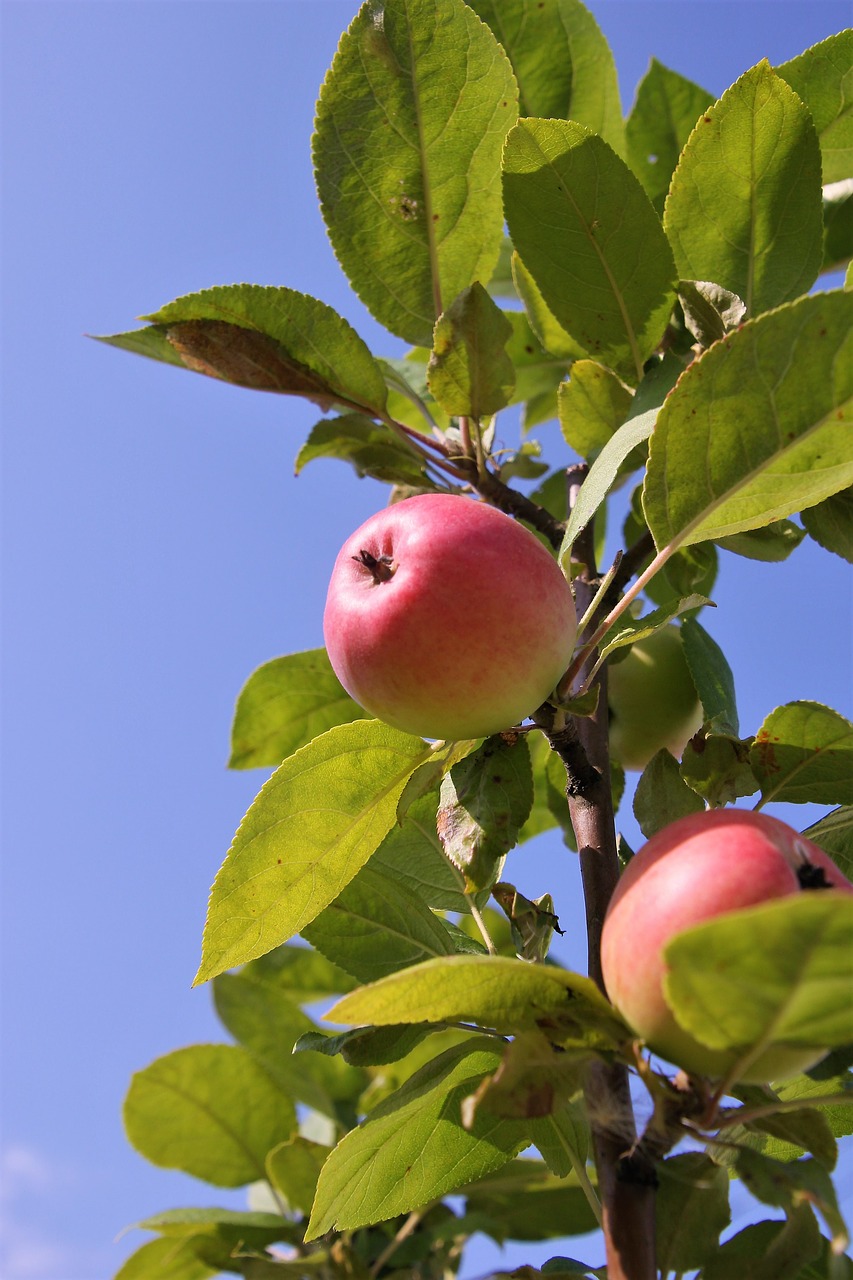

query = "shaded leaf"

[
  {"left": 664, "top": 894, "right": 853, "bottom": 1057},
  {"left": 306, "top": 1039, "right": 527, "bottom": 1237},
  {"left": 527, "top": 1097, "right": 590, "bottom": 1177},
  {"left": 560, "top": 408, "right": 657, "bottom": 561},
  {"left": 492, "top": 883, "right": 562, "bottom": 964},
  {"left": 751, "top": 701, "right": 853, "bottom": 806},
  {"left": 503, "top": 310, "right": 572, "bottom": 409},
  {"left": 716, "top": 519, "right": 806, "bottom": 562},
  {"left": 437, "top": 734, "right": 534, "bottom": 893},
  {"left": 634, "top": 749, "right": 704, "bottom": 840},
  {"left": 294, "top": 413, "right": 429, "bottom": 486},
  {"left": 700, "top": 1206, "right": 823, "bottom": 1280},
  {"left": 114, "top": 1236, "right": 218, "bottom": 1280},
  {"left": 557, "top": 361, "right": 633, "bottom": 462},
  {"left": 295, "top": 1023, "right": 433, "bottom": 1068},
  {"left": 512, "top": 253, "right": 586, "bottom": 361},
  {"left": 302, "top": 862, "right": 458, "bottom": 983},
  {"left": 626, "top": 59, "right": 713, "bottom": 214},
  {"left": 655, "top": 1152, "right": 730, "bottom": 1273},
  {"left": 372, "top": 786, "right": 476, "bottom": 913},
  {"left": 427, "top": 283, "right": 515, "bottom": 417},
  {"left": 664, "top": 62, "right": 824, "bottom": 315},
  {"left": 242, "top": 942, "right": 357, "bottom": 1000},
  {"left": 643, "top": 291, "right": 853, "bottom": 551},
  {"left": 681, "top": 616, "right": 739, "bottom": 735},
  {"left": 733, "top": 1150, "right": 848, "bottom": 1256},
  {"left": 196, "top": 722, "right": 430, "bottom": 984},
  {"left": 123, "top": 1045, "right": 297, "bottom": 1187},
  {"left": 463, "top": 1159, "right": 598, "bottom": 1242},
  {"left": 822, "top": 179, "right": 853, "bottom": 274},
  {"left": 229, "top": 650, "right": 367, "bottom": 770},
  {"left": 267, "top": 1138, "right": 329, "bottom": 1215},
  {"left": 777, "top": 31, "right": 853, "bottom": 184},
  {"left": 680, "top": 731, "right": 759, "bottom": 807},
  {"left": 677, "top": 280, "right": 747, "bottom": 348},
  {"left": 464, "top": 1029, "right": 588, "bottom": 1122},
  {"left": 801, "top": 485, "right": 853, "bottom": 563},
  {"left": 313, "top": 0, "right": 517, "bottom": 346},
  {"left": 776, "top": 1069, "right": 853, "bottom": 1142},
  {"left": 720, "top": 1085, "right": 837, "bottom": 1168},
  {"left": 466, "top": 0, "right": 624, "bottom": 154},
  {"left": 504, "top": 118, "right": 675, "bottom": 381},
  {"left": 803, "top": 807, "right": 853, "bottom": 882}
]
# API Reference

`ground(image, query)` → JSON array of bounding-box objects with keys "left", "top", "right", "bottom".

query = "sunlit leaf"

[
  {"left": 557, "top": 361, "right": 633, "bottom": 462},
  {"left": 751, "top": 701, "right": 853, "bottom": 806}
]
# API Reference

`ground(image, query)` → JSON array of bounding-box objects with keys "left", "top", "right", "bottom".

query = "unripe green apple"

[
  {"left": 601, "top": 809, "right": 853, "bottom": 1082},
  {"left": 323, "top": 494, "right": 577, "bottom": 741},
  {"left": 607, "top": 625, "right": 703, "bottom": 771}
]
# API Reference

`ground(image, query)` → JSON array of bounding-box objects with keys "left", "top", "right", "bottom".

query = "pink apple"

[
  {"left": 323, "top": 494, "right": 577, "bottom": 740},
  {"left": 601, "top": 809, "right": 853, "bottom": 1082}
]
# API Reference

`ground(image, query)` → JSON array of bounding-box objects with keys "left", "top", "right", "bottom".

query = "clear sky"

[{"left": 1, "top": 2, "right": 851, "bottom": 1277}]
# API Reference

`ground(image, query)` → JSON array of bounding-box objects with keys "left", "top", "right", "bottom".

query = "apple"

[
  {"left": 323, "top": 494, "right": 577, "bottom": 740},
  {"left": 607, "top": 625, "right": 703, "bottom": 771},
  {"left": 601, "top": 809, "right": 853, "bottom": 1082}
]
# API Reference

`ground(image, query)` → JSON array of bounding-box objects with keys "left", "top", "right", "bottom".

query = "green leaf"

[
  {"left": 464, "top": 1029, "right": 588, "bottom": 1122},
  {"left": 680, "top": 731, "right": 759, "bottom": 807},
  {"left": 492, "top": 882, "right": 562, "bottom": 964},
  {"left": 426, "top": 283, "right": 515, "bottom": 417},
  {"left": 504, "top": 311, "right": 572, "bottom": 410},
  {"left": 803, "top": 807, "right": 853, "bottom": 882},
  {"left": 213, "top": 966, "right": 364, "bottom": 1116},
  {"left": 462, "top": 1159, "right": 599, "bottom": 1242},
  {"left": 229, "top": 650, "right": 367, "bottom": 770},
  {"left": 527, "top": 1098, "right": 590, "bottom": 1177},
  {"left": 294, "top": 413, "right": 429, "bottom": 487},
  {"left": 109, "top": 285, "right": 388, "bottom": 414},
  {"left": 93, "top": 324, "right": 188, "bottom": 370},
  {"left": 776, "top": 1068, "right": 853, "bottom": 1141},
  {"left": 802, "top": 485, "right": 853, "bottom": 563},
  {"left": 655, "top": 1152, "right": 730, "bottom": 1273},
  {"left": 512, "top": 254, "right": 587, "bottom": 361},
  {"left": 313, "top": 0, "right": 517, "bottom": 347},
  {"left": 557, "top": 361, "right": 633, "bottom": 462},
  {"left": 663, "top": 894, "right": 853, "bottom": 1058},
  {"left": 123, "top": 1045, "right": 297, "bottom": 1187},
  {"left": 700, "top": 1207, "right": 823, "bottom": 1280},
  {"left": 822, "top": 179, "right": 853, "bottom": 274},
  {"left": 295, "top": 1023, "right": 433, "bottom": 1068},
  {"left": 326, "top": 954, "right": 628, "bottom": 1048},
  {"left": 115, "top": 1236, "right": 218, "bottom": 1280},
  {"left": 642, "top": 291, "right": 853, "bottom": 551},
  {"left": 777, "top": 31, "right": 853, "bottom": 185},
  {"left": 681, "top": 616, "right": 739, "bottom": 735},
  {"left": 751, "top": 702, "right": 853, "bottom": 807},
  {"left": 721, "top": 1085, "right": 838, "bottom": 1168},
  {"left": 372, "top": 786, "right": 475, "bottom": 913},
  {"left": 133, "top": 1208, "right": 296, "bottom": 1252},
  {"left": 733, "top": 1150, "right": 849, "bottom": 1257},
  {"left": 626, "top": 59, "right": 713, "bottom": 215},
  {"left": 302, "top": 863, "right": 458, "bottom": 983},
  {"left": 559, "top": 408, "right": 657, "bottom": 561},
  {"left": 241, "top": 942, "right": 357, "bottom": 1000},
  {"left": 716, "top": 519, "right": 806, "bottom": 562},
  {"left": 306, "top": 1039, "right": 527, "bottom": 1237},
  {"left": 677, "top": 279, "right": 747, "bottom": 348},
  {"left": 597, "top": 595, "right": 711, "bottom": 664},
  {"left": 465, "top": 0, "right": 624, "bottom": 154},
  {"left": 195, "top": 721, "right": 431, "bottom": 984},
  {"left": 664, "top": 62, "right": 824, "bottom": 315},
  {"left": 266, "top": 1138, "right": 329, "bottom": 1215},
  {"left": 633, "top": 749, "right": 704, "bottom": 839},
  {"left": 504, "top": 118, "right": 676, "bottom": 381},
  {"left": 437, "top": 734, "right": 533, "bottom": 893}
]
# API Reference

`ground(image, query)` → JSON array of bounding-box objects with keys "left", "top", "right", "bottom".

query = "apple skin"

[
  {"left": 607, "top": 625, "right": 703, "bottom": 771},
  {"left": 601, "top": 809, "right": 853, "bottom": 1082},
  {"left": 323, "top": 494, "right": 576, "bottom": 741}
]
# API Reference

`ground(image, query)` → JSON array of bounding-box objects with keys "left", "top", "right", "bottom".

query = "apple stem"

[{"left": 467, "top": 898, "right": 498, "bottom": 955}]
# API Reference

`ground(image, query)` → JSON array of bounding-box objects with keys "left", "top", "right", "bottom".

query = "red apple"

[
  {"left": 607, "top": 625, "right": 703, "bottom": 771},
  {"left": 323, "top": 494, "right": 577, "bottom": 740},
  {"left": 601, "top": 809, "right": 853, "bottom": 1081}
]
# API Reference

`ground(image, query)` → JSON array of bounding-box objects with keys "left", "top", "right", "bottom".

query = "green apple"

[
  {"left": 323, "top": 494, "right": 577, "bottom": 741},
  {"left": 607, "top": 625, "right": 703, "bottom": 771}
]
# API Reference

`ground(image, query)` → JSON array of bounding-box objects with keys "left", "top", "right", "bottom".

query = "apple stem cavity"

[{"left": 353, "top": 549, "right": 395, "bottom": 584}]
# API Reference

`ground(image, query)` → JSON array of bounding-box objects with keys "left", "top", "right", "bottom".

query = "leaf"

[
  {"left": 213, "top": 966, "right": 364, "bottom": 1116},
  {"left": 681, "top": 616, "right": 739, "bottom": 735},
  {"left": 633, "top": 749, "right": 704, "bottom": 840},
  {"left": 372, "top": 786, "right": 476, "bottom": 913},
  {"left": 664, "top": 62, "right": 824, "bottom": 315},
  {"left": 733, "top": 1150, "right": 849, "bottom": 1257},
  {"left": 132, "top": 1208, "right": 296, "bottom": 1256},
  {"left": 294, "top": 413, "right": 429, "bottom": 487},
  {"left": 596, "top": 595, "right": 711, "bottom": 663},
  {"left": 663, "top": 894, "right": 853, "bottom": 1058},
  {"left": 93, "top": 324, "right": 187, "bottom": 370},
  {"left": 716, "top": 519, "right": 806, "bottom": 562},
  {"left": 463, "top": 1029, "right": 589, "bottom": 1122},
  {"left": 504, "top": 118, "right": 676, "bottom": 381},
  {"left": 700, "top": 1207, "right": 823, "bottom": 1280},
  {"left": 503, "top": 310, "right": 572, "bottom": 409},
  {"left": 512, "top": 254, "right": 586, "bottom": 361},
  {"left": 465, "top": 0, "right": 624, "bottom": 155},
  {"left": 626, "top": 59, "right": 713, "bottom": 214},
  {"left": 426, "top": 283, "right": 515, "bottom": 417},
  {"left": 295, "top": 1023, "right": 433, "bottom": 1068},
  {"left": 720, "top": 1085, "right": 838, "bottom": 1168},
  {"left": 326, "top": 954, "right": 628, "bottom": 1048},
  {"left": 102, "top": 285, "right": 388, "bottom": 414},
  {"left": 822, "top": 179, "right": 853, "bottom": 274},
  {"left": 229, "top": 650, "right": 367, "bottom": 770},
  {"left": 776, "top": 1068, "right": 853, "bottom": 1141},
  {"left": 301, "top": 863, "right": 458, "bottom": 983},
  {"left": 115, "top": 1236, "right": 219, "bottom": 1280},
  {"left": 492, "top": 882, "right": 562, "bottom": 964},
  {"left": 306, "top": 1039, "right": 527, "bottom": 1237},
  {"left": 312, "top": 0, "right": 517, "bottom": 347},
  {"left": 777, "top": 31, "right": 853, "bottom": 185},
  {"left": 750, "top": 702, "right": 853, "bottom": 807},
  {"left": 266, "top": 1138, "right": 329, "bottom": 1215},
  {"left": 557, "top": 361, "right": 633, "bottom": 462},
  {"left": 243, "top": 942, "right": 357, "bottom": 1000},
  {"left": 642, "top": 290, "right": 853, "bottom": 551},
  {"left": 462, "top": 1159, "right": 598, "bottom": 1242},
  {"left": 803, "top": 807, "right": 853, "bottom": 882},
  {"left": 680, "top": 731, "right": 759, "bottom": 807},
  {"left": 195, "top": 722, "right": 430, "bottom": 984},
  {"left": 655, "top": 1152, "right": 730, "bottom": 1273},
  {"left": 123, "top": 1045, "right": 297, "bottom": 1187},
  {"left": 802, "top": 485, "right": 853, "bottom": 563},
  {"left": 527, "top": 1098, "right": 590, "bottom": 1177},
  {"left": 559, "top": 408, "right": 657, "bottom": 561},
  {"left": 437, "top": 734, "right": 534, "bottom": 893},
  {"left": 677, "top": 280, "right": 747, "bottom": 348}
]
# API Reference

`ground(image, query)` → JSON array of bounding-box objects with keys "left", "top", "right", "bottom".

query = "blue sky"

[{"left": 1, "top": 2, "right": 851, "bottom": 1277}]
